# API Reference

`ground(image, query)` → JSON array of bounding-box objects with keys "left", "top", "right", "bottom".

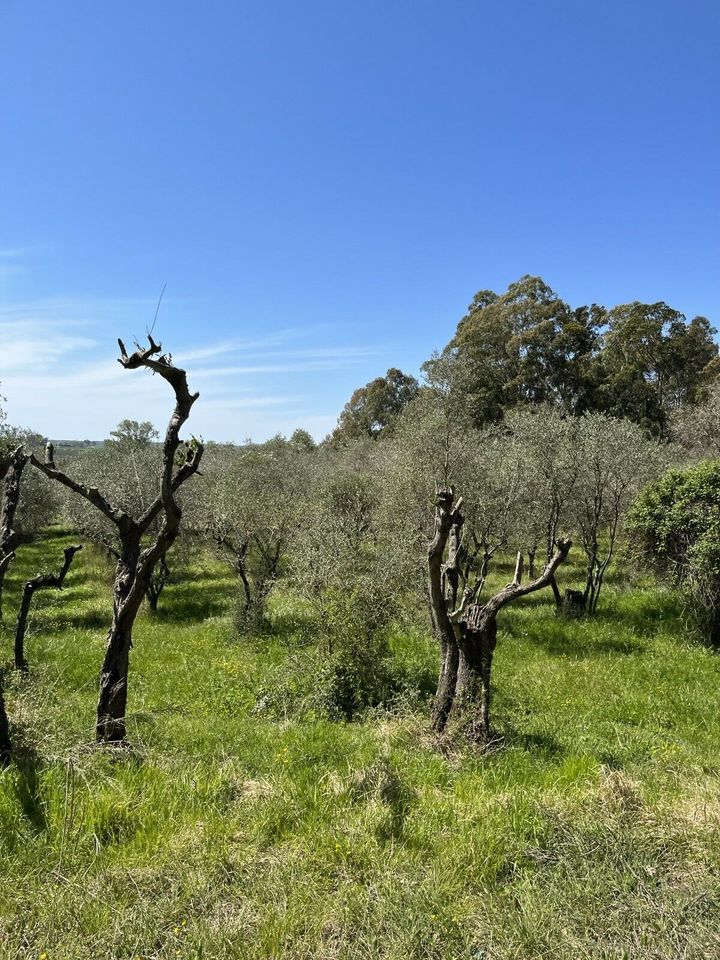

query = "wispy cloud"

[{"left": 0, "top": 297, "right": 383, "bottom": 441}]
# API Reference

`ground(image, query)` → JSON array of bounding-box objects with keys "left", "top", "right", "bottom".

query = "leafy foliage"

[
  {"left": 628, "top": 460, "right": 720, "bottom": 642},
  {"left": 328, "top": 367, "right": 419, "bottom": 445}
]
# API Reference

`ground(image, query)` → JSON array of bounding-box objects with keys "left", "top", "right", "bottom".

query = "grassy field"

[{"left": 1, "top": 531, "right": 720, "bottom": 959}]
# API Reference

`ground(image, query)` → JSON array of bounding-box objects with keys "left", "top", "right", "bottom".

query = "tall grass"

[{"left": 1, "top": 532, "right": 719, "bottom": 958}]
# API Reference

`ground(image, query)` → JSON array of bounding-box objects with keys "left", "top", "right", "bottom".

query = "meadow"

[{"left": 1, "top": 530, "right": 719, "bottom": 960}]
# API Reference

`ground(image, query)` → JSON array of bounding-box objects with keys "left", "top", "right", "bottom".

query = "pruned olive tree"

[
  {"left": 30, "top": 337, "right": 203, "bottom": 743},
  {"left": 428, "top": 487, "right": 572, "bottom": 744},
  {"left": 377, "top": 359, "right": 550, "bottom": 738}
]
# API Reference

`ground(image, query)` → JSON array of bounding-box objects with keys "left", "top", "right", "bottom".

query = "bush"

[{"left": 628, "top": 459, "right": 720, "bottom": 644}]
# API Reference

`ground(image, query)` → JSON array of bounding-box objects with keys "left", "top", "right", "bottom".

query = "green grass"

[{"left": 1, "top": 532, "right": 720, "bottom": 959}]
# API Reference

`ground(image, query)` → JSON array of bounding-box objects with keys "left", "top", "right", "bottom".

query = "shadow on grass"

[
  {"left": 499, "top": 720, "right": 569, "bottom": 761},
  {"left": 151, "top": 581, "right": 231, "bottom": 623},
  {"left": 11, "top": 737, "right": 48, "bottom": 834}
]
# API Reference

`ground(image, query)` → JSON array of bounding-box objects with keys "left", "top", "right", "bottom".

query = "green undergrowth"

[{"left": 1, "top": 531, "right": 719, "bottom": 958}]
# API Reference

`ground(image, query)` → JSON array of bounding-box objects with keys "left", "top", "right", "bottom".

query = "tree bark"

[
  {"left": 428, "top": 489, "right": 464, "bottom": 733},
  {"left": 445, "top": 615, "right": 496, "bottom": 744},
  {"left": 97, "top": 623, "right": 132, "bottom": 743}
]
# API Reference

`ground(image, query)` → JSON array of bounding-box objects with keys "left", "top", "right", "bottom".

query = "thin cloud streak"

[{"left": 0, "top": 298, "right": 381, "bottom": 441}]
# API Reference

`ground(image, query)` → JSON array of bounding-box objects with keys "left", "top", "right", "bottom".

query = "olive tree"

[
  {"left": 190, "top": 435, "right": 314, "bottom": 631},
  {"left": 571, "top": 414, "right": 665, "bottom": 613},
  {"left": 31, "top": 336, "right": 203, "bottom": 743},
  {"left": 378, "top": 363, "right": 559, "bottom": 738},
  {"left": 502, "top": 406, "right": 581, "bottom": 604},
  {"left": 289, "top": 448, "right": 399, "bottom": 716},
  {"left": 428, "top": 487, "right": 571, "bottom": 743}
]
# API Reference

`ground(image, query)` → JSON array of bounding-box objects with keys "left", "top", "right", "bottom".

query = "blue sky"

[{"left": 1, "top": 0, "right": 718, "bottom": 441}]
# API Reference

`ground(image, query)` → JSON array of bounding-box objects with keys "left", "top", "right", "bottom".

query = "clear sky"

[{"left": 1, "top": 0, "right": 718, "bottom": 441}]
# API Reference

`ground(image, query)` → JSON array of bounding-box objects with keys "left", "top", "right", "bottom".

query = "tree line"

[{"left": 329, "top": 275, "right": 718, "bottom": 445}]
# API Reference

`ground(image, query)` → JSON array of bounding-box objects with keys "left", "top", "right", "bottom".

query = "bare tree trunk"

[
  {"left": 14, "top": 545, "right": 82, "bottom": 671},
  {"left": 445, "top": 616, "right": 496, "bottom": 744},
  {"left": 97, "top": 624, "right": 132, "bottom": 743},
  {"left": 433, "top": 637, "right": 460, "bottom": 732},
  {"left": 216, "top": 536, "right": 252, "bottom": 614},
  {"left": 0, "top": 447, "right": 29, "bottom": 620},
  {"left": 428, "top": 489, "right": 464, "bottom": 733}
]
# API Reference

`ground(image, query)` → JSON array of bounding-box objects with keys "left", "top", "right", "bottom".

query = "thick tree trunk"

[
  {"left": 97, "top": 539, "right": 143, "bottom": 743},
  {"left": 431, "top": 636, "right": 459, "bottom": 732},
  {"left": 445, "top": 616, "right": 497, "bottom": 745},
  {"left": 428, "top": 490, "right": 463, "bottom": 733},
  {"left": 97, "top": 625, "right": 132, "bottom": 743}
]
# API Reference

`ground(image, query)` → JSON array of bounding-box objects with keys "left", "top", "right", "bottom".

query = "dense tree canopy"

[
  {"left": 328, "top": 367, "right": 419, "bottom": 445},
  {"left": 385, "top": 276, "right": 720, "bottom": 437},
  {"left": 600, "top": 305, "right": 718, "bottom": 435}
]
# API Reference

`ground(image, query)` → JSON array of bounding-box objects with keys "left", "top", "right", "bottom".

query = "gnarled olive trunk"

[
  {"left": 432, "top": 635, "right": 460, "bottom": 733},
  {"left": 97, "top": 624, "right": 133, "bottom": 743},
  {"left": 442, "top": 542, "right": 572, "bottom": 747},
  {"left": 445, "top": 615, "right": 497, "bottom": 745},
  {"left": 428, "top": 489, "right": 464, "bottom": 733},
  {"left": 97, "top": 541, "right": 142, "bottom": 742}
]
